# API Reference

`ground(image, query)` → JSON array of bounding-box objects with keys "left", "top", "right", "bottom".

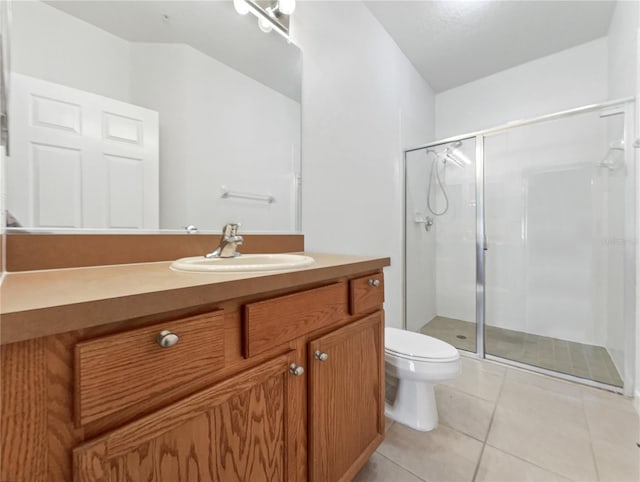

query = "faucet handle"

[{"left": 222, "top": 223, "right": 240, "bottom": 236}]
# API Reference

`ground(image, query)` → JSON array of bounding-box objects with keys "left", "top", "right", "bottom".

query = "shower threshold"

[{"left": 420, "top": 316, "right": 623, "bottom": 388}]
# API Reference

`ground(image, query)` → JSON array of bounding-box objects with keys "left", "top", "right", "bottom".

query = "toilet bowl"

[{"left": 385, "top": 327, "right": 460, "bottom": 432}]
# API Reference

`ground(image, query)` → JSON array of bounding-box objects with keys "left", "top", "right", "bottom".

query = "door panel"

[
  {"left": 308, "top": 312, "right": 384, "bottom": 482},
  {"left": 74, "top": 353, "right": 296, "bottom": 482},
  {"left": 7, "top": 73, "right": 159, "bottom": 229}
]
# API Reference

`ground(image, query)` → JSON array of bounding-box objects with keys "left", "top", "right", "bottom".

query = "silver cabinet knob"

[
  {"left": 368, "top": 279, "right": 381, "bottom": 287},
  {"left": 314, "top": 350, "right": 329, "bottom": 362},
  {"left": 156, "top": 330, "right": 179, "bottom": 348},
  {"left": 289, "top": 363, "right": 305, "bottom": 377}
]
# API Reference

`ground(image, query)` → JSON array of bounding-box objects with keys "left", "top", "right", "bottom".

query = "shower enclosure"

[{"left": 404, "top": 98, "right": 636, "bottom": 394}]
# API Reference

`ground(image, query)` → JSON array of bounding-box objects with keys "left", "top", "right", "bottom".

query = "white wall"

[
  {"left": 608, "top": 0, "right": 639, "bottom": 100},
  {"left": 435, "top": 38, "right": 609, "bottom": 139},
  {"left": 636, "top": 18, "right": 640, "bottom": 408},
  {"left": 131, "top": 43, "right": 300, "bottom": 232},
  {"left": 292, "top": 1, "right": 435, "bottom": 328},
  {"left": 637, "top": 2, "right": 640, "bottom": 412},
  {"left": 11, "top": 1, "right": 132, "bottom": 102}
]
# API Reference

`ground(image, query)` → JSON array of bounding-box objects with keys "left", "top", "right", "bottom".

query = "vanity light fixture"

[{"left": 233, "top": 0, "right": 295, "bottom": 39}]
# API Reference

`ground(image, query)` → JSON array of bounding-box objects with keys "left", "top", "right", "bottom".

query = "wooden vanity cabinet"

[
  {"left": 1, "top": 269, "right": 386, "bottom": 482},
  {"left": 74, "top": 352, "right": 301, "bottom": 482}
]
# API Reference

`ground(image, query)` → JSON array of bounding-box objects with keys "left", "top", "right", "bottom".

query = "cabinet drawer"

[
  {"left": 75, "top": 310, "right": 225, "bottom": 426},
  {"left": 244, "top": 282, "right": 348, "bottom": 357},
  {"left": 349, "top": 273, "right": 384, "bottom": 315}
]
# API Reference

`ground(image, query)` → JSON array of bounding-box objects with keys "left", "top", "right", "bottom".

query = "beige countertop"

[{"left": 0, "top": 252, "right": 390, "bottom": 345}]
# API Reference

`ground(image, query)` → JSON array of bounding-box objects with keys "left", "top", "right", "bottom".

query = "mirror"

[{"left": 6, "top": 0, "right": 302, "bottom": 233}]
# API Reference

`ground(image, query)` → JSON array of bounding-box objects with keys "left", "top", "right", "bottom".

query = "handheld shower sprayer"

[{"left": 425, "top": 141, "right": 467, "bottom": 218}]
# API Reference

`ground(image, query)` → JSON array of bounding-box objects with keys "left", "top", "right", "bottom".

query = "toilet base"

[{"left": 385, "top": 377, "right": 438, "bottom": 432}]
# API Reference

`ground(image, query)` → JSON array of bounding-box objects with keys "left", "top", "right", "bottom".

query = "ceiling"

[
  {"left": 46, "top": 1, "right": 302, "bottom": 101},
  {"left": 365, "top": 0, "right": 616, "bottom": 92}
]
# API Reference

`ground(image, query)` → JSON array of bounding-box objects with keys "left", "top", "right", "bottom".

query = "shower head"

[
  {"left": 442, "top": 147, "right": 470, "bottom": 168},
  {"left": 443, "top": 149, "right": 465, "bottom": 167},
  {"left": 426, "top": 142, "right": 471, "bottom": 169}
]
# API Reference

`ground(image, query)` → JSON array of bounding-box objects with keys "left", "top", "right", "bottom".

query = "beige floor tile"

[
  {"left": 353, "top": 453, "right": 425, "bottom": 482},
  {"left": 504, "top": 367, "right": 583, "bottom": 400},
  {"left": 377, "top": 422, "right": 483, "bottom": 482},
  {"left": 583, "top": 394, "right": 639, "bottom": 449},
  {"left": 499, "top": 371, "right": 587, "bottom": 429},
  {"left": 435, "top": 385, "right": 495, "bottom": 441},
  {"left": 591, "top": 440, "right": 640, "bottom": 482},
  {"left": 487, "top": 404, "right": 598, "bottom": 481},
  {"left": 475, "top": 445, "right": 570, "bottom": 482},
  {"left": 581, "top": 386, "right": 637, "bottom": 414},
  {"left": 443, "top": 357, "right": 506, "bottom": 402}
]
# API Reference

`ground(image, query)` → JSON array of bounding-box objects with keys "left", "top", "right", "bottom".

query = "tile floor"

[
  {"left": 421, "top": 317, "right": 623, "bottom": 387},
  {"left": 354, "top": 356, "right": 639, "bottom": 482}
]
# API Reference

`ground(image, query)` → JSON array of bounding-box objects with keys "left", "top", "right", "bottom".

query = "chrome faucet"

[{"left": 205, "top": 223, "right": 244, "bottom": 258}]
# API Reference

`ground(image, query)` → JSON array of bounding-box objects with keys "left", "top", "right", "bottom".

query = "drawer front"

[
  {"left": 349, "top": 273, "right": 384, "bottom": 315},
  {"left": 75, "top": 311, "right": 225, "bottom": 426},
  {"left": 244, "top": 282, "right": 348, "bottom": 358}
]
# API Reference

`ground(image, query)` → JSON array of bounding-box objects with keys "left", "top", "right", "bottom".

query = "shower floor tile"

[{"left": 420, "top": 316, "right": 623, "bottom": 387}]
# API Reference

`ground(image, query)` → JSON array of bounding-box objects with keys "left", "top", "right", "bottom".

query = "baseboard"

[{"left": 635, "top": 389, "right": 640, "bottom": 415}]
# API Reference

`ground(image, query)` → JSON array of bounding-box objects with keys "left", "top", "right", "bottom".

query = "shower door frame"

[{"left": 403, "top": 97, "right": 637, "bottom": 396}]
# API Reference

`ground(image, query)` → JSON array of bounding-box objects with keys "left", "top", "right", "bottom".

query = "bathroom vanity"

[{"left": 0, "top": 252, "right": 389, "bottom": 482}]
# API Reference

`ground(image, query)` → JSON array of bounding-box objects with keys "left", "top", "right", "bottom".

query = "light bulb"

[
  {"left": 233, "top": 0, "right": 249, "bottom": 15},
  {"left": 258, "top": 16, "right": 273, "bottom": 33},
  {"left": 278, "top": 0, "right": 296, "bottom": 15}
]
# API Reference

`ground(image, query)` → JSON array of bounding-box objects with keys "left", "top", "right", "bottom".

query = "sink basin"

[{"left": 170, "top": 253, "right": 315, "bottom": 273}]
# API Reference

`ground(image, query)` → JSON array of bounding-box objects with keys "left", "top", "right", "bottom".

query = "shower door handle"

[{"left": 483, "top": 234, "right": 488, "bottom": 251}]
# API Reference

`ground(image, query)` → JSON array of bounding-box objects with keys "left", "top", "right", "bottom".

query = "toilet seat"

[{"left": 385, "top": 327, "right": 459, "bottom": 362}]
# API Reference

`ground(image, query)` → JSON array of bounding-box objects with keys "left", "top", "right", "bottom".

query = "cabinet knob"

[
  {"left": 289, "top": 363, "right": 305, "bottom": 377},
  {"left": 368, "top": 279, "right": 380, "bottom": 287},
  {"left": 156, "top": 330, "right": 180, "bottom": 348},
  {"left": 314, "top": 350, "right": 329, "bottom": 362}
]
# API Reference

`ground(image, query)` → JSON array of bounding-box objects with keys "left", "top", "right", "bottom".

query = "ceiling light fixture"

[{"left": 233, "top": 0, "right": 295, "bottom": 39}]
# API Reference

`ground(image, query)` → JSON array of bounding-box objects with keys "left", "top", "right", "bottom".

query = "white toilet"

[{"left": 384, "top": 327, "right": 461, "bottom": 432}]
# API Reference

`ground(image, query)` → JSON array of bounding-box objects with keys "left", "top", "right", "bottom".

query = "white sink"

[{"left": 170, "top": 253, "right": 315, "bottom": 273}]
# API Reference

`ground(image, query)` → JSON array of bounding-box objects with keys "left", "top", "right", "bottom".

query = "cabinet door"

[
  {"left": 74, "top": 352, "right": 302, "bottom": 482},
  {"left": 308, "top": 312, "right": 384, "bottom": 482}
]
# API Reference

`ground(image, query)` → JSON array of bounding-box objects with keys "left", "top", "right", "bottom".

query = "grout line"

[
  {"left": 375, "top": 451, "right": 428, "bottom": 482},
  {"left": 439, "top": 379, "right": 500, "bottom": 405},
  {"left": 483, "top": 442, "right": 575, "bottom": 481},
  {"left": 471, "top": 360, "right": 507, "bottom": 482},
  {"left": 471, "top": 442, "right": 487, "bottom": 482}
]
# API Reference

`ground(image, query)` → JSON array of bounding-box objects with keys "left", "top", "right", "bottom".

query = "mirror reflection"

[{"left": 7, "top": 0, "right": 302, "bottom": 233}]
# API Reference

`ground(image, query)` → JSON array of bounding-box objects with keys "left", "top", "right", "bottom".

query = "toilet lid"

[{"left": 385, "top": 327, "right": 459, "bottom": 361}]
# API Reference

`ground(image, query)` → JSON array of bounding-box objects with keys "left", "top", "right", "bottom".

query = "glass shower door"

[
  {"left": 405, "top": 138, "right": 477, "bottom": 352},
  {"left": 483, "top": 109, "right": 629, "bottom": 387}
]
